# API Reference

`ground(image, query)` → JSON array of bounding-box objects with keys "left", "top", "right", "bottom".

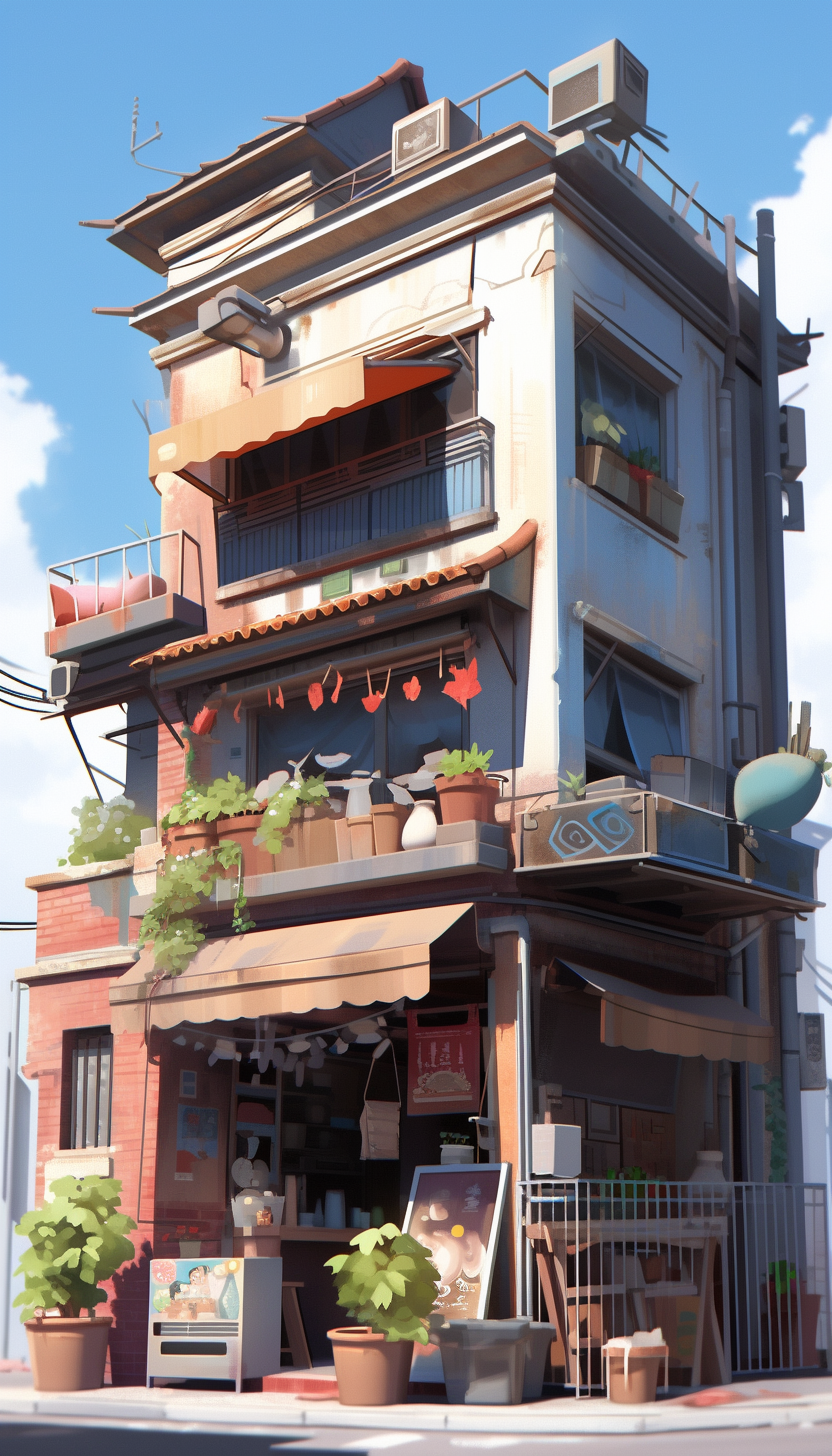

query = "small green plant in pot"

[
  {"left": 434, "top": 744, "right": 500, "bottom": 825},
  {"left": 15, "top": 1174, "right": 137, "bottom": 1392},
  {"left": 325, "top": 1223, "right": 439, "bottom": 1405}
]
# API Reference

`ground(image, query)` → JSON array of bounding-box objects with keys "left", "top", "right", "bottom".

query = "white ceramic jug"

[{"left": 401, "top": 800, "right": 437, "bottom": 850}]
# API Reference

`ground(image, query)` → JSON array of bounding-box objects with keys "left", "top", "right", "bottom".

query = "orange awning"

[
  {"left": 148, "top": 355, "right": 454, "bottom": 481},
  {"left": 110, "top": 904, "right": 472, "bottom": 1034},
  {"left": 565, "top": 963, "right": 773, "bottom": 1063}
]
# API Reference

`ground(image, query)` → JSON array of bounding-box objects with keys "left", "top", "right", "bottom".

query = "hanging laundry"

[
  {"left": 276, "top": 686, "right": 284, "bottom": 709},
  {"left": 331, "top": 671, "right": 343, "bottom": 704},
  {"left": 267, "top": 689, "right": 271, "bottom": 707},
  {"left": 191, "top": 706, "right": 217, "bottom": 736},
  {"left": 362, "top": 667, "right": 390, "bottom": 714},
  {"left": 233, "top": 699, "right": 242, "bottom": 723},
  {"left": 308, "top": 682, "right": 324, "bottom": 711},
  {"left": 443, "top": 658, "right": 482, "bottom": 708},
  {"left": 402, "top": 676, "right": 421, "bottom": 702}
]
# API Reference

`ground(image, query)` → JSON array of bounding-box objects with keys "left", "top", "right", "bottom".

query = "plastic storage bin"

[
  {"left": 522, "top": 1322, "right": 557, "bottom": 1400},
  {"left": 435, "top": 1319, "right": 530, "bottom": 1404}
]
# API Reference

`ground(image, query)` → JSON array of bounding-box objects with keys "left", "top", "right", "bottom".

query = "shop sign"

[
  {"left": 403, "top": 1162, "right": 509, "bottom": 1319},
  {"left": 407, "top": 1006, "right": 480, "bottom": 1116}
]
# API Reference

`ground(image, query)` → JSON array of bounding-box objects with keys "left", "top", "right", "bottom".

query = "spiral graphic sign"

[{"left": 548, "top": 800, "right": 636, "bottom": 860}]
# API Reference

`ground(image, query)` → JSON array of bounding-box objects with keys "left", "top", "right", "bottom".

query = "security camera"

[{"left": 198, "top": 286, "right": 290, "bottom": 360}]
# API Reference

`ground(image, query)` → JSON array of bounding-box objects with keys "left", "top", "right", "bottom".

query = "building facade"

[{"left": 18, "top": 50, "right": 826, "bottom": 1385}]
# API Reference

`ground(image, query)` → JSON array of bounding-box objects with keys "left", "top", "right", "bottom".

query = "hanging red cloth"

[
  {"left": 308, "top": 682, "right": 324, "bottom": 711},
  {"left": 442, "top": 658, "right": 482, "bottom": 708},
  {"left": 191, "top": 707, "right": 217, "bottom": 736},
  {"left": 233, "top": 699, "right": 242, "bottom": 723},
  {"left": 331, "top": 671, "right": 343, "bottom": 704},
  {"left": 403, "top": 676, "right": 421, "bottom": 701},
  {"left": 362, "top": 667, "right": 391, "bottom": 713}
]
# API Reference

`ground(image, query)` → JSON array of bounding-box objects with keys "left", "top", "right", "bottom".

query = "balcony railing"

[
  {"left": 217, "top": 417, "right": 494, "bottom": 588},
  {"left": 518, "top": 1178, "right": 830, "bottom": 1394},
  {"left": 47, "top": 530, "right": 205, "bottom": 655}
]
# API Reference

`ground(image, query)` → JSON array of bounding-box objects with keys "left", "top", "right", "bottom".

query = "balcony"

[
  {"left": 216, "top": 417, "right": 494, "bottom": 594},
  {"left": 516, "top": 787, "right": 819, "bottom": 928},
  {"left": 47, "top": 530, "right": 205, "bottom": 660}
]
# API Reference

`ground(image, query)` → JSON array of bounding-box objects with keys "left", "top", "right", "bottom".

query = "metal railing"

[
  {"left": 47, "top": 529, "right": 204, "bottom": 629},
  {"left": 518, "top": 1178, "right": 830, "bottom": 1395}
]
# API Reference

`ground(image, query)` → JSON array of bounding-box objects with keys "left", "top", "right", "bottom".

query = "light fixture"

[{"left": 197, "top": 286, "right": 291, "bottom": 360}]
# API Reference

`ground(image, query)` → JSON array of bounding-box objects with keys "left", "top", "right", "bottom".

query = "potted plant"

[
  {"left": 14, "top": 1174, "right": 137, "bottom": 1391},
  {"left": 434, "top": 745, "right": 501, "bottom": 824},
  {"left": 734, "top": 702, "right": 830, "bottom": 832},
  {"left": 254, "top": 765, "right": 333, "bottom": 869},
  {"left": 325, "top": 1222, "right": 439, "bottom": 1405},
  {"left": 439, "top": 1131, "right": 475, "bottom": 1164},
  {"left": 58, "top": 794, "right": 154, "bottom": 866}
]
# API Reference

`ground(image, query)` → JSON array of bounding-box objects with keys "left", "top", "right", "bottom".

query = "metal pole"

[
  {"left": 756, "top": 209, "right": 789, "bottom": 752},
  {"left": 778, "top": 918, "right": 804, "bottom": 1184}
]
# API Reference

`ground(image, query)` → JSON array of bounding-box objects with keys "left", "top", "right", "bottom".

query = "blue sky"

[{"left": 2, "top": 0, "right": 830, "bottom": 569}]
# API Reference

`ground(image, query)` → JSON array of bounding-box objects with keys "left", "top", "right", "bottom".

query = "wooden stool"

[{"left": 282, "top": 1280, "right": 312, "bottom": 1369}]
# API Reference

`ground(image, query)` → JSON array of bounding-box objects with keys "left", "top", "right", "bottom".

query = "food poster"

[
  {"left": 403, "top": 1165, "right": 507, "bottom": 1319},
  {"left": 150, "top": 1257, "right": 242, "bottom": 1322},
  {"left": 407, "top": 1007, "right": 479, "bottom": 1116}
]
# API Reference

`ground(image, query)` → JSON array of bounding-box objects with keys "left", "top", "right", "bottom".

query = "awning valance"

[
  {"left": 565, "top": 963, "right": 773, "bottom": 1063},
  {"left": 148, "top": 355, "right": 454, "bottom": 482},
  {"left": 110, "top": 903, "right": 472, "bottom": 1035}
]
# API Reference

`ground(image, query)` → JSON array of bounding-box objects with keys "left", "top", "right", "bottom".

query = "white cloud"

[{"left": 788, "top": 114, "right": 814, "bottom": 137}]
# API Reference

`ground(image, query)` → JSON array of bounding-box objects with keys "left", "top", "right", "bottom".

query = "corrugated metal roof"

[{"left": 131, "top": 519, "right": 537, "bottom": 669}]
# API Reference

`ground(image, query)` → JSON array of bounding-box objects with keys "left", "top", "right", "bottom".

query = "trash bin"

[
  {"left": 522, "top": 1322, "right": 557, "bottom": 1400},
  {"left": 434, "top": 1319, "right": 531, "bottom": 1404}
]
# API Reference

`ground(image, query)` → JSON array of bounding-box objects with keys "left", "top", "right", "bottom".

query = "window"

[
  {"left": 69, "top": 1029, "right": 113, "bottom": 1149},
  {"left": 576, "top": 335, "right": 662, "bottom": 475},
  {"left": 584, "top": 644, "right": 683, "bottom": 778},
  {"left": 257, "top": 663, "right": 466, "bottom": 785},
  {"left": 237, "top": 344, "right": 476, "bottom": 502}
]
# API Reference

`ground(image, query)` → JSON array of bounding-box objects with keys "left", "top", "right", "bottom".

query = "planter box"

[{"left": 576, "top": 444, "right": 684, "bottom": 542}]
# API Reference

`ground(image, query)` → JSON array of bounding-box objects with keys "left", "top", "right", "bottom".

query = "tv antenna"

[{"left": 130, "top": 97, "right": 186, "bottom": 178}]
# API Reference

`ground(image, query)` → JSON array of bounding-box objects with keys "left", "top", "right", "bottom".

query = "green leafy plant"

[
  {"left": 436, "top": 744, "right": 494, "bottom": 780},
  {"left": 139, "top": 841, "right": 254, "bottom": 977},
  {"left": 163, "top": 774, "right": 261, "bottom": 829},
  {"left": 59, "top": 794, "right": 154, "bottom": 866},
  {"left": 558, "top": 770, "right": 586, "bottom": 801},
  {"left": 254, "top": 771, "right": 329, "bottom": 855},
  {"left": 325, "top": 1223, "right": 439, "bottom": 1344},
  {"left": 627, "top": 446, "right": 661, "bottom": 474},
  {"left": 753, "top": 1075, "right": 787, "bottom": 1182},
  {"left": 581, "top": 398, "right": 627, "bottom": 450},
  {"left": 14, "top": 1175, "right": 137, "bottom": 1320},
  {"left": 439, "top": 1131, "right": 472, "bottom": 1145}
]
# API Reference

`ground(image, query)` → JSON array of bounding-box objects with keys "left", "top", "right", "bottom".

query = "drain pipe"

[
  {"left": 757, "top": 210, "right": 803, "bottom": 1183},
  {"left": 479, "top": 916, "right": 532, "bottom": 1314}
]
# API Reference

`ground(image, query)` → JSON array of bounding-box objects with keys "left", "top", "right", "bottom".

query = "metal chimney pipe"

[{"left": 756, "top": 209, "right": 789, "bottom": 753}]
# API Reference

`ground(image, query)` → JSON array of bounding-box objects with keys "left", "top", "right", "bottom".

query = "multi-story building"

[{"left": 18, "top": 47, "right": 828, "bottom": 1387}]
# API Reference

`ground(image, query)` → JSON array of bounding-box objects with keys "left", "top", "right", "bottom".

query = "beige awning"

[
  {"left": 565, "top": 963, "right": 773, "bottom": 1063},
  {"left": 110, "top": 904, "right": 472, "bottom": 1035},
  {"left": 148, "top": 354, "right": 454, "bottom": 482}
]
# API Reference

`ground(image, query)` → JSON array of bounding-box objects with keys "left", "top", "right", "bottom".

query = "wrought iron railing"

[
  {"left": 47, "top": 529, "right": 204, "bottom": 629},
  {"left": 217, "top": 417, "right": 493, "bottom": 588},
  {"left": 517, "top": 1178, "right": 830, "bottom": 1395}
]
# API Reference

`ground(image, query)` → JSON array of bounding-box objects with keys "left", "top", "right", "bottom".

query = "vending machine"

[{"left": 147, "top": 1256, "right": 282, "bottom": 1391}]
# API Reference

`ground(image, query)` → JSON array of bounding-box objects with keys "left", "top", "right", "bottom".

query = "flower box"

[{"left": 576, "top": 444, "right": 684, "bottom": 542}]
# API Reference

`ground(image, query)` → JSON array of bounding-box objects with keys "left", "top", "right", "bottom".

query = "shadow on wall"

[{"left": 109, "top": 1240, "right": 152, "bottom": 1385}]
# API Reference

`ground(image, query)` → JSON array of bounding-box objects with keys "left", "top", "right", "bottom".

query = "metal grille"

[
  {"left": 155, "top": 1321, "right": 239, "bottom": 1337},
  {"left": 70, "top": 1029, "right": 113, "bottom": 1149},
  {"left": 518, "top": 1179, "right": 831, "bottom": 1395}
]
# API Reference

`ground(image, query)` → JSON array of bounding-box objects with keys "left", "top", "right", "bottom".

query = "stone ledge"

[
  {"left": 16, "top": 945, "right": 140, "bottom": 983},
  {"left": 25, "top": 857, "right": 135, "bottom": 891}
]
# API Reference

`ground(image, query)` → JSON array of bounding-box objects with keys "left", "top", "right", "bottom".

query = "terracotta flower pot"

[
  {"left": 347, "top": 814, "right": 375, "bottom": 860},
  {"left": 371, "top": 803, "right": 409, "bottom": 855},
  {"left": 25, "top": 1315, "right": 113, "bottom": 1392},
  {"left": 301, "top": 804, "right": 339, "bottom": 867},
  {"left": 215, "top": 812, "right": 274, "bottom": 878},
  {"left": 165, "top": 820, "right": 217, "bottom": 856},
  {"left": 328, "top": 1326, "right": 413, "bottom": 1405},
  {"left": 605, "top": 1346, "right": 667, "bottom": 1404},
  {"left": 435, "top": 771, "right": 501, "bottom": 825}
]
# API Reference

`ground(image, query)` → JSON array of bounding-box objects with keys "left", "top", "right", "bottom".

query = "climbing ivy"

[
  {"left": 139, "top": 840, "right": 254, "bottom": 977},
  {"left": 753, "top": 1074, "right": 787, "bottom": 1183}
]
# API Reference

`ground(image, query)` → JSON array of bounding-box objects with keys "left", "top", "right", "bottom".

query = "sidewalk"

[{"left": 0, "top": 1371, "right": 831, "bottom": 1436}]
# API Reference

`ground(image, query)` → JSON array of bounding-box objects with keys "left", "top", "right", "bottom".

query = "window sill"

[
  {"left": 214, "top": 507, "right": 498, "bottom": 603},
  {"left": 574, "top": 444, "right": 684, "bottom": 544},
  {"left": 567, "top": 477, "right": 687, "bottom": 559}
]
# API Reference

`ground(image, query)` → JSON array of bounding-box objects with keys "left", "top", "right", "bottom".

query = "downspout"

[
  {"left": 757, "top": 209, "right": 803, "bottom": 1183},
  {"left": 479, "top": 916, "right": 532, "bottom": 1314}
]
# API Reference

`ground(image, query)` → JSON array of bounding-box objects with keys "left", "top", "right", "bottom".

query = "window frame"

[
  {"left": 575, "top": 330, "right": 667, "bottom": 482},
  {"left": 65, "top": 1027, "right": 113, "bottom": 1151},
  {"left": 583, "top": 635, "right": 688, "bottom": 781}
]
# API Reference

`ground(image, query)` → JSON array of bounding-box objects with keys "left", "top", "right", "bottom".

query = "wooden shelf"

[{"left": 280, "top": 1226, "right": 356, "bottom": 1242}]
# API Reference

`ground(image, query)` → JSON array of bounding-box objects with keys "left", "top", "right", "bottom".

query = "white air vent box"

[
  {"left": 548, "top": 39, "right": 648, "bottom": 146},
  {"left": 531, "top": 1122, "right": 582, "bottom": 1178},
  {"left": 780, "top": 404, "right": 807, "bottom": 482},
  {"left": 392, "top": 99, "right": 480, "bottom": 176}
]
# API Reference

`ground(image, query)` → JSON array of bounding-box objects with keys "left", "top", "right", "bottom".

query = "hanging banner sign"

[{"left": 407, "top": 1006, "right": 480, "bottom": 1117}]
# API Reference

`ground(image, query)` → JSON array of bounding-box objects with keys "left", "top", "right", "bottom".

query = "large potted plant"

[
  {"left": 734, "top": 702, "right": 830, "bottom": 832},
  {"left": 58, "top": 794, "right": 154, "bottom": 866},
  {"left": 434, "top": 745, "right": 501, "bottom": 825},
  {"left": 325, "top": 1223, "right": 439, "bottom": 1405},
  {"left": 14, "top": 1174, "right": 137, "bottom": 1391},
  {"left": 253, "top": 767, "right": 332, "bottom": 869},
  {"left": 164, "top": 774, "right": 263, "bottom": 865}
]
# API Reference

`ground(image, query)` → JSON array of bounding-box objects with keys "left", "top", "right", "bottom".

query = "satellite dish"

[{"left": 231, "top": 1157, "right": 254, "bottom": 1188}]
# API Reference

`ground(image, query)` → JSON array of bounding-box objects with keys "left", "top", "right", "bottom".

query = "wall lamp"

[{"left": 198, "top": 286, "right": 291, "bottom": 360}]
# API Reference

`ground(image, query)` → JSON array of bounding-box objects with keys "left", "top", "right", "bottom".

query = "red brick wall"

[
  {"left": 24, "top": 972, "right": 160, "bottom": 1385},
  {"left": 35, "top": 880, "right": 125, "bottom": 960},
  {"left": 156, "top": 688, "right": 213, "bottom": 819}
]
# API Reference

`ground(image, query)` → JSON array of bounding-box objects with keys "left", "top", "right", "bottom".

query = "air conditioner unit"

[
  {"left": 48, "top": 661, "right": 79, "bottom": 701},
  {"left": 391, "top": 99, "right": 480, "bottom": 177},
  {"left": 548, "top": 39, "right": 650, "bottom": 147}
]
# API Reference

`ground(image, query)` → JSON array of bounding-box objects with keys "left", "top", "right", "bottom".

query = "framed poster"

[
  {"left": 403, "top": 1162, "right": 509, "bottom": 1320},
  {"left": 407, "top": 1006, "right": 480, "bottom": 1116}
]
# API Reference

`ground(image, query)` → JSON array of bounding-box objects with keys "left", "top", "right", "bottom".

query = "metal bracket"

[{"left": 782, "top": 479, "right": 805, "bottom": 532}]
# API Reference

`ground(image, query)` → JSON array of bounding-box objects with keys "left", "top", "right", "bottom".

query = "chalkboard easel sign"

[{"left": 403, "top": 1162, "right": 509, "bottom": 1321}]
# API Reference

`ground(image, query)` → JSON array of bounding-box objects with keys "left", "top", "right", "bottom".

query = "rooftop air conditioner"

[
  {"left": 391, "top": 99, "right": 480, "bottom": 177},
  {"left": 548, "top": 39, "right": 662, "bottom": 149}
]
